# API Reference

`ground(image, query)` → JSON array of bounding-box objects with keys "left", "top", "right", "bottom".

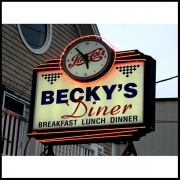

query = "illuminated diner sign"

[
  {"left": 28, "top": 35, "right": 156, "bottom": 143},
  {"left": 33, "top": 61, "right": 144, "bottom": 130}
]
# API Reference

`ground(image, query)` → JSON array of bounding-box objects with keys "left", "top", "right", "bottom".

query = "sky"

[
  {"left": 2, "top": 2, "right": 178, "bottom": 178},
  {"left": 97, "top": 24, "right": 178, "bottom": 98}
]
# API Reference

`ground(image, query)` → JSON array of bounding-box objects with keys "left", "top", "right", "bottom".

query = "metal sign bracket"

[
  {"left": 122, "top": 141, "right": 137, "bottom": 156},
  {"left": 40, "top": 145, "right": 54, "bottom": 156}
]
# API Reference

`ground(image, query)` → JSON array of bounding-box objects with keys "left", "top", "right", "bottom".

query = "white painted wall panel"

[
  {"left": 171, "top": 123, "right": 178, "bottom": 155},
  {"left": 133, "top": 100, "right": 178, "bottom": 156}
]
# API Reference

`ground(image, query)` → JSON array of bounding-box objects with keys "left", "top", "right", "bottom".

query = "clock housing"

[{"left": 62, "top": 38, "right": 114, "bottom": 82}]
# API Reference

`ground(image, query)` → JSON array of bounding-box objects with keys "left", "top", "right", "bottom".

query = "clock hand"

[
  {"left": 75, "top": 48, "right": 86, "bottom": 58},
  {"left": 84, "top": 54, "right": 89, "bottom": 69},
  {"left": 75, "top": 48, "right": 90, "bottom": 69}
]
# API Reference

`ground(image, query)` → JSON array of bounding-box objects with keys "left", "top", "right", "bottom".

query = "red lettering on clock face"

[{"left": 68, "top": 48, "right": 106, "bottom": 69}]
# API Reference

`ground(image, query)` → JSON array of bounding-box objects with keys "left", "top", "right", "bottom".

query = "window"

[
  {"left": 2, "top": 91, "right": 30, "bottom": 120},
  {"left": 20, "top": 24, "right": 47, "bottom": 49},
  {"left": 17, "top": 24, "right": 52, "bottom": 54},
  {"left": 4, "top": 96, "right": 24, "bottom": 116}
]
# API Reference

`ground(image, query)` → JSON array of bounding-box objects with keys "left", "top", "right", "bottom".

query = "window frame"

[
  {"left": 17, "top": 24, "right": 52, "bottom": 54},
  {"left": 2, "top": 91, "right": 30, "bottom": 119}
]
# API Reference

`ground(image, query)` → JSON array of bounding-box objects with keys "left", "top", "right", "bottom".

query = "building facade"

[
  {"left": 2, "top": 24, "right": 112, "bottom": 156},
  {"left": 112, "top": 98, "right": 178, "bottom": 156},
  {"left": 2, "top": 24, "right": 178, "bottom": 156}
]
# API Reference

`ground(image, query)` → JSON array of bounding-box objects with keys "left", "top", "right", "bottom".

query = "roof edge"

[
  {"left": 156, "top": 98, "right": 178, "bottom": 101},
  {"left": 76, "top": 24, "right": 101, "bottom": 37}
]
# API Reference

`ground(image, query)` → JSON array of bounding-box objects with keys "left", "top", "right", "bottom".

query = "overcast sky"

[{"left": 97, "top": 24, "right": 178, "bottom": 98}]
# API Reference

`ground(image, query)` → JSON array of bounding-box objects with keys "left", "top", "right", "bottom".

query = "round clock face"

[{"left": 62, "top": 38, "right": 114, "bottom": 82}]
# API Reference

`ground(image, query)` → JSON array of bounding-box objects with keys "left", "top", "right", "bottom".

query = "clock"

[{"left": 61, "top": 37, "right": 114, "bottom": 82}]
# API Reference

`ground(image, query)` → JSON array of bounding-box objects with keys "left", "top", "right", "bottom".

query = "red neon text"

[{"left": 61, "top": 99, "right": 132, "bottom": 119}]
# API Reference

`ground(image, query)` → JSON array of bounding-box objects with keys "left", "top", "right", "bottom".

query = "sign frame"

[{"left": 28, "top": 49, "right": 156, "bottom": 145}]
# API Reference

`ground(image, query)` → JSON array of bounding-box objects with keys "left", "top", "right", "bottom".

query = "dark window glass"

[
  {"left": 20, "top": 24, "right": 47, "bottom": 49},
  {"left": 4, "top": 96, "right": 24, "bottom": 116},
  {"left": 25, "top": 105, "right": 30, "bottom": 119}
]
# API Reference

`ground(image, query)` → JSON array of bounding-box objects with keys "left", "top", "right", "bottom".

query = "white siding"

[
  {"left": 112, "top": 99, "right": 178, "bottom": 156},
  {"left": 2, "top": 108, "right": 107, "bottom": 156},
  {"left": 133, "top": 99, "right": 178, "bottom": 156}
]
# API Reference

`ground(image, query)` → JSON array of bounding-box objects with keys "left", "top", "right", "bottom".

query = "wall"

[
  {"left": 113, "top": 99, "right": 178, "bottom": 156},
  {"left": 134, "top": 99, "right": 178, "bottom": 156},
  {"left": 2, "top": 24, "right": 79, "bottom": 98},
  {"left": 2, "top": 24, "right": 112, "bottom": 156}
]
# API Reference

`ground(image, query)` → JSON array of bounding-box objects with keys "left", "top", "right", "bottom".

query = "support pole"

[
  {"left": 40, "top": 146, "right": 48, "bottom": 156},
  {"left": 122, "top": 141, "right": 137, "bottom": 156},
  {"left": 46, "top": 145, "right": 54, "bottom": 156},
  {"left": 40, "top": 145, "right": 55, "bottom": 156}
]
